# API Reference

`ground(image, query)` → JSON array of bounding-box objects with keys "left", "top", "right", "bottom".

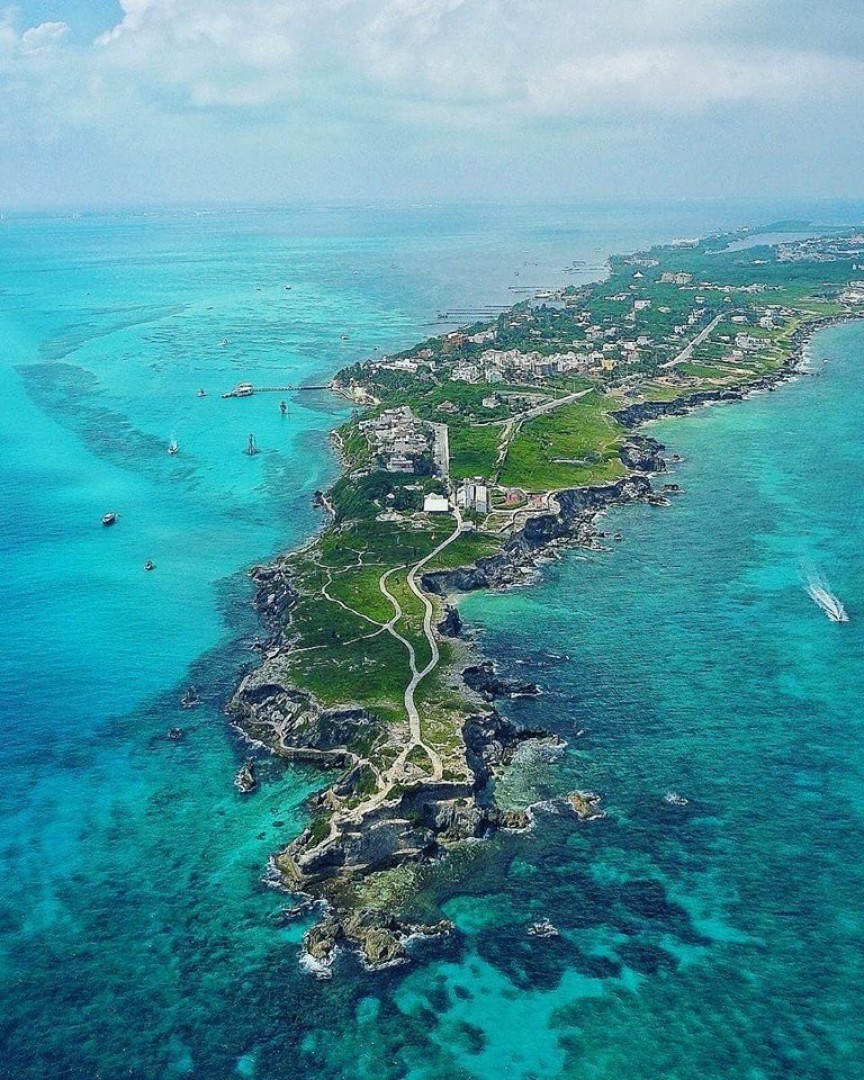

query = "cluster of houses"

[
  {"left": 778, "top": 235, "right": 864, "bottom": 263},
  {"left": 360, "top": 406, "right": 431, "bottom": 474},
  {"left": 449, "top": 348, "right": 595, "bottom": 384}
]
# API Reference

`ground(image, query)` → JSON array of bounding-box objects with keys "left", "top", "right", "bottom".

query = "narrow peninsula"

[{"left": 228, "top": 225, "right": 864, "bottom": 969}]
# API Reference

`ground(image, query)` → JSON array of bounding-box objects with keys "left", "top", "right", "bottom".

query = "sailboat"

[{"left": 245, "top": 433, "right": 260, "bottom": 456}]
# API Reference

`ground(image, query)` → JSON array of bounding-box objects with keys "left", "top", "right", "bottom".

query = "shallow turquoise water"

[{"left": 1, "top": 202, "right": 863, "bottom": 1078}]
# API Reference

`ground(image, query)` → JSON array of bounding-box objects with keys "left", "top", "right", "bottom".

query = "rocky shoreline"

[
  {"left": 226, "top": 313, "right": 851, "bottom": 972},
  {"left": 227, "top": 464, "right": 661, "bottom": 969},
  {"left": 229, "top": 643, "right": 551, "bottom": 966},
  {"left": 612, "top": 313, "right": 853, "bottom": 428}
]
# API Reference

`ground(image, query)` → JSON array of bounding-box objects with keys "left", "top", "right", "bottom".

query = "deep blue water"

[{"left": 1, "top": 201, "right": 863, "bottom": 1078}]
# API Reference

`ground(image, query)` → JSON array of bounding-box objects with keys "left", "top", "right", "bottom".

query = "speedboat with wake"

[{"left": 806, "top": 582, "right": 849, "bottom": 622}]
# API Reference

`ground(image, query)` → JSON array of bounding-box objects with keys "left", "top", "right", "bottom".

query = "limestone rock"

[{"left": 437, "top": 604, "right": 463, "bottom": 638}]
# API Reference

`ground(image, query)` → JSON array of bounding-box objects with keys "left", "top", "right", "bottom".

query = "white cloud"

[
  {"left": 20, "top": 21, "right": 71, "bottom": 54},
  {"left": 74, "top": 0, "right": 864, "bottom": 120},
  {"left": 0, "top": 1, "right": 858, "bottom": 139},
  {"left": 526, "top": 46, "right": 864, "bottom": 115},
  {"left": 1, "top": 0, "right": 864, "bottom": 204}
]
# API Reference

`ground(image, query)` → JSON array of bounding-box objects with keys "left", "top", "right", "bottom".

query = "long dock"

[
  {"left": 254, "top": 384, "right": 329, "bottom": 392},
  {"left": 222, "top": 383, "right": 330, "bottom": 397}
]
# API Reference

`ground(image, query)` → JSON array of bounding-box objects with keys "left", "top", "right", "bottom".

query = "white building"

[
  {"left": 451, "top": 362, "right": 481, "bottom": 383},
  {"left": 456, "top": 482, "right": 489, "bottom": 514},
  {"left": 423, "top": 494, "right": 450, "bottom": 514}
]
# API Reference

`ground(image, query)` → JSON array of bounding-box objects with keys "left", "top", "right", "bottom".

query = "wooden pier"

[{"left": 222, "top": 383, "right": 330, "bottom": 398}]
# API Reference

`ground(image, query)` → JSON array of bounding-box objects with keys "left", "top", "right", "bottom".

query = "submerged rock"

[
  {"left": 567, "top": 790, "right": 604, "bottom": 821},
  {"left": 235, "top": 759, "right": 258, "bottom": 794},
  {"left": 462, "top": 660, "right": 540, "bottom": 701},
  {"left": 528, "top": 918, "right": 560, "bottom": 938}
]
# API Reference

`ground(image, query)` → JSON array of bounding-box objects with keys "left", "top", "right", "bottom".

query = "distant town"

[{"left": 331, "top": 225, "right": 864, "bottom": 521}]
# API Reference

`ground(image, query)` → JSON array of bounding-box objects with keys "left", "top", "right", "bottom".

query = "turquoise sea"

[{"left": 1, "top": 201, "right": 863, "bottom": 1078}]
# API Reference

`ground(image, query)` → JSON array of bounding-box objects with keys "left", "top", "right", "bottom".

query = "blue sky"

[{"left": 2, "top": 1, "right": 864, "bottom": 208}]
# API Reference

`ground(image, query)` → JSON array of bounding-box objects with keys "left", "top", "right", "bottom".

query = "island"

[{"left": 227, "top": 224, "right": 864, "bottom": 970}]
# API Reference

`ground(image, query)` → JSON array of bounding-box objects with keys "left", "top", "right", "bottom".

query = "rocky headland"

[
  {"left": 227, "top": 472, "right": 658, "bottom": 969},
  {"left": 223, "top": 228, "right": 863, "bottom": 972}
]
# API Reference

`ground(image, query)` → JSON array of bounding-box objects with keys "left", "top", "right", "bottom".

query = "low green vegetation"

[
  {"left": 448, "top": 422, "right": 501, "bottom": 479},
  {"left": 499, "top": 395, "right": 628, "bottom": 490}
]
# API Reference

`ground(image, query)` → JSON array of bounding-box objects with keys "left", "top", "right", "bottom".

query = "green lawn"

[
  {"left": 448, "top": 422, "right": 501, "bottom": 480},
  {"left": 423, "top": 532, "right": 504, "bottom": 572},
  {"left": 498, "top": 394, "right": 628, "bottom": 491}
]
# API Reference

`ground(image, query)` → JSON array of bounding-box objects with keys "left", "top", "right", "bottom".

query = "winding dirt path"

[{"left": 312, "top": 508, "right": 465, "bottom": 829}]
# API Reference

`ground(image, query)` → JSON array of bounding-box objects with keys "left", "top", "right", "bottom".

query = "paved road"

[
  {"left": 430, "top": 421, "right": 450, "bottom": 479},
  {"left": 660, "top": 313, "right": 724, "bottom": 369}
]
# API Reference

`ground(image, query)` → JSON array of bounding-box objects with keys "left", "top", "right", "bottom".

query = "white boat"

[
  {"left": 222, "top": 382, "right": 254, "bottom": 399},
  {"left": 806, "top": 583, "right": 849, "bottom": 623},
  {"left": 168, "top": 440, "right": 179, "bottom": 455}
]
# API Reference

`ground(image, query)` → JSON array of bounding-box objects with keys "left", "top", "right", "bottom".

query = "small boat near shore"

[
  {"left": 223, "top": 382, "right": 254, "bottom": 399},
  {"left": 144, "top": 560, "right": 155, "bottom": 572},
  {"left": 101, "top": 512, "right": 117, "bottom": 526},
  {"left": 806, "top": 582, "right": 849, "bottom": 622},
  {"left": 168, "top": 440, "right": 178, "bottom": 456},
  {"left": 245, "top": 433, "right": 260, "bottom": 456},
  {"left": 197, "top": 388, "right": 207, "bottom": 397}
]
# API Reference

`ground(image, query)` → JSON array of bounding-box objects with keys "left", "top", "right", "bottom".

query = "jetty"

[{"left": 222, "top": 382, "right": 330, "bottom": 398}]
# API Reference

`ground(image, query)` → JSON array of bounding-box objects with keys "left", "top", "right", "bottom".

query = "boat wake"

[{"left": 803, "top": 569, "right": 849, "bottom": 623}]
